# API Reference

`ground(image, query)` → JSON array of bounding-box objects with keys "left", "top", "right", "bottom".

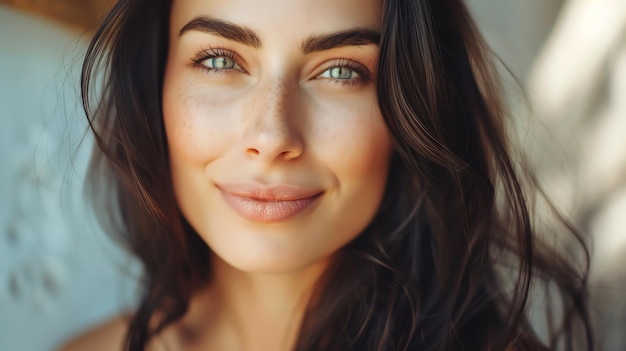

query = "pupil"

[
  {"left": 331, "top": 67, "right": 350, "bottom": 79},
  {"left": 214, "top": 57, "right": 231, "bottom": 69}
]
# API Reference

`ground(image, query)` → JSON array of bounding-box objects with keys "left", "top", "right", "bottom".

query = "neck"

[{"left": 199, "top": 254, "right": 328, "bottom": 351}]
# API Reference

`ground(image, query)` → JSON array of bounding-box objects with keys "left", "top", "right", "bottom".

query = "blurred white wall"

[
  {"left": 467, "top": 0, "right": 563, "bottom": 78},
  {"left": 525, "top": 1, "right": 626, "bottom": 349},
  {"left": 468, "top": 1, "right": 626, "bottom": 349},
  {"left": 0, "top": 5, "right": 138, "bottom": 351}
]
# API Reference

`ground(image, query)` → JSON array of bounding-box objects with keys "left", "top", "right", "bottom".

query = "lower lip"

[{"left": 219, "top": 190, "right": 322, "bottom": 223}]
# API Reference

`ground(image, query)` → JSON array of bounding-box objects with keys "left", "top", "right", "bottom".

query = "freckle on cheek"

[
  {"left": 176, "top": 92, "right": 228, "bottom": 160},
  {"left": 266, "top": 81, "right": 287, "bottom": 115},
  {"left": 166, "top": 95, "right": 197, "bottom": 157}
]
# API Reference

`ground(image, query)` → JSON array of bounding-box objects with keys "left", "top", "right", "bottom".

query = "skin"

[
  {"left": 164, "top": 0, "right": 390, "bottom": 275},
  {"left": 61, "top": 0, "right": 390, "bottom": 349}
]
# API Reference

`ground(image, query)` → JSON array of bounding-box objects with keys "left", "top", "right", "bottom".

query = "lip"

[{"left": 217, "top": 183, "right": 323, "bottom": 223}]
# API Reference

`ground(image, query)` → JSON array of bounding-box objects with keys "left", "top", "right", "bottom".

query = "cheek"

[
  {"left": 163, "top": 88, "right": 237, "bottom": 166},
  {"left": 311, "top": 97, "right": 392, "bottom": 178},
  {"left": 308, "top": 94, "right": 392, "bottom": 240}
]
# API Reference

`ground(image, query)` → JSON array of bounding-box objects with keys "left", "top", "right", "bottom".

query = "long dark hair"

[{"left": 81, "top": 0, "right": 594, "bottom": 349}]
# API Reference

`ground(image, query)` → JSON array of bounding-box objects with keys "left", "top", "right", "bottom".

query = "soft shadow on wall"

[
  {"left": 0, "top": 3, "right": 138, "bottom": 351},
  {"left": 470, "top": 1, "right": 626, "bottom": 349}
]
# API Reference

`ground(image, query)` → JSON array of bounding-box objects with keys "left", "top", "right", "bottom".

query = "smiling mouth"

[{"left": 217, "top": 184, "right": 323, "bottom": 223}]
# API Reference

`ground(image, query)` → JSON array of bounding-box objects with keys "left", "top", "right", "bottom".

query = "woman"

[{"left": 63, "top": 0, "right": 593, "bottom": 349}]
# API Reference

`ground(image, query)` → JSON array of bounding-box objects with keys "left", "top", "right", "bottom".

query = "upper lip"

[{"left": 216, "top": 182, "right": 323, "bottom": 201}]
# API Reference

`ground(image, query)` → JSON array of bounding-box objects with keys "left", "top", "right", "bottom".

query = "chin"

[
  {"left": 212, "top": 246, "right": 329, "bottom": 275},
  {"left": 203, "top": 228, "right": 333, "bottom": 275}
]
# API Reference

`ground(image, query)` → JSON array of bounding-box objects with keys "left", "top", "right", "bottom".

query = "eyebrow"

[
  {"left": 179, "top": 16, "right": 380, "bottom": 54},
  {"left": 300, "top": 28, "right": 380, "bottom": 54},
  {"left": 180, "top": 17, "right": 262, "bottom": 48}
]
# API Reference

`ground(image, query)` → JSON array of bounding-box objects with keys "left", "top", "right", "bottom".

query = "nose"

[{"left": 242, "top": 79, "right": 304, "bottom": 162}]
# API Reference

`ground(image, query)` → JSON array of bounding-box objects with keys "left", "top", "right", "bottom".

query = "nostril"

[
  {"left": 246, "top": 148, "right": 260, "bottom": 156},
  {"left": 279, "top": 150, "right": 292, "bottom": 159},
  {"left": 245, "top": 147, "right": 302, "bottom": 161}
]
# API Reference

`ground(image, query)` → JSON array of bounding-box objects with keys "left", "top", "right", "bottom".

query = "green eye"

[
  {"left": 319, "top": 66, "right": 360, "bottom": 80},
  {"left": 331, "top": 67, "right": 356, "bottom": 79},
  {"left": 204, "top": 57, "right": 237, "bottom": 69}
]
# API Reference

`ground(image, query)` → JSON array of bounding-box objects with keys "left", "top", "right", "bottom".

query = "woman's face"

[{"left": 163, "top": 0, "right": 392, "bottom": 273}]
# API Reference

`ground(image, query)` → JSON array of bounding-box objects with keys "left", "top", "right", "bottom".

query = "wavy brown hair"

[{"left": 81, "top": 0, "right": 594, "bottom": 350}]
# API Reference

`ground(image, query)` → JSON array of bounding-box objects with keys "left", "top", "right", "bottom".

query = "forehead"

[{"left": 169, "top": 0, "right": 382, "bottom": 38}]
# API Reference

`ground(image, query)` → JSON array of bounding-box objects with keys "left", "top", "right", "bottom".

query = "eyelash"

[
  {"left": 318, "top": 58, "right": 372, "bottom": 87},
  {"left": 190, "top": 48, "right": 372, "bottom": 87},
  {"left": 191, "top": 46, "right": 243, "bottom": 75}
]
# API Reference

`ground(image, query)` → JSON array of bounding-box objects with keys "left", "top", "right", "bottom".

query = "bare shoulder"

[{"left": 57, "top": 315, "right": 130, "bottom": 351}]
